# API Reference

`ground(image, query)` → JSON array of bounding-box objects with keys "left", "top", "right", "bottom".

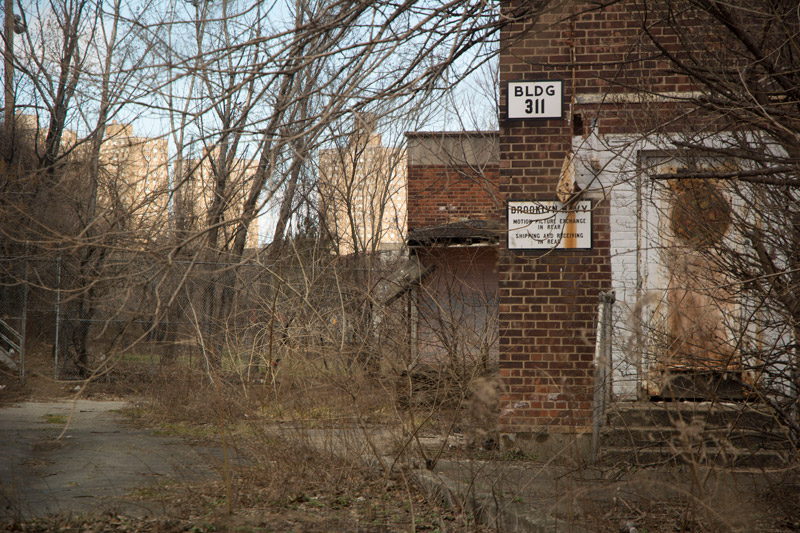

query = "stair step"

[
  {"left": 600, "top": 425, "right": 793, "bottom": 450},
  {"left": 606, "top": 402, "right": 777, "bottom": 429},
  {"left": 599, "top": 402, "right": 797, "bottom": 468},
  {"left": 599, "top": 445, "right": 790, "bottom": 469}
]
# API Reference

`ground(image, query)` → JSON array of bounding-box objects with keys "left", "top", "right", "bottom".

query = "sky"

[{"left": 8, "top": 0, "right": 500, "bottom": 246}]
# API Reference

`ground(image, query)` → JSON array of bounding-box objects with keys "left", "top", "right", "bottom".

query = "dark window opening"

[{"left": 572, "top": 113, "right": 584, "bottom": 136}]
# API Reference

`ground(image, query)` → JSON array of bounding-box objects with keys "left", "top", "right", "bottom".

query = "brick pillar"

[{"left": 497, "top": 4, "right": 612, "bottom": 452}]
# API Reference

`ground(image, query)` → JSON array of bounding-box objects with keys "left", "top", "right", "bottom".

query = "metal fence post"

[
  {"left": 20, "top": 246, "right": 28, "bottom": 383},
  {"left": 592, "top": 290, "right": 615, "bottom": 461},
  {"left": 54, "top": 253, "right": 61, "bottom": 380}
]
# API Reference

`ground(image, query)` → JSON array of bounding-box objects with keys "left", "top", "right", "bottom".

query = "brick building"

[
  {"left": 404, "top": 131, "right": 500, "bottom": 366},
  {"left": 495, "top": 1, "right": 771, "bottom": 452},
  {"left": 400, "top": 2, "right": 793, "bottom": 458}
]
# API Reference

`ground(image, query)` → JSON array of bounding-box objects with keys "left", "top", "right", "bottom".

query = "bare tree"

[
  {"left": 0, "top": 0, "right": 165, "bottom": 375},
  {"left": 1, "top": 0, "right": 550, "bottom": 379},
  {"left": 136, "top": 0, "right": 550, "bottom": 367}
]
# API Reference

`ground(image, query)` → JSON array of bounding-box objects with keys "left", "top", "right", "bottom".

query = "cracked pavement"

[{"left": 0, "top": 399, "right": 218, "bottom": 520}]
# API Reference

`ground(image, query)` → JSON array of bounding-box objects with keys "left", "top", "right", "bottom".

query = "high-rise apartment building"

[
  {"left": 319, "top": 116, "right": 406, "bottom": 257},
  {"left": 14, "top": 116, "right": 170, "bottom": 243},
  {"left": 98, "top": 121, "right": 170, "bottom": 240},
  {"left": 174, "top": 148, "right": 260, "bottom": 250}
]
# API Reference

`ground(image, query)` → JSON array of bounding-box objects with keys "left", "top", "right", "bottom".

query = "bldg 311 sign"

[{"left": 507, "top": 81, "right": 563, "bottom": 120}]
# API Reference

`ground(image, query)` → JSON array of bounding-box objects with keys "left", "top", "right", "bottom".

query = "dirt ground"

[
  {"left": 0, "top": 367, "right": 489, "bottom": 532},
  {"left": 2, "top": 360, "right": 800, "bottom": 532}
]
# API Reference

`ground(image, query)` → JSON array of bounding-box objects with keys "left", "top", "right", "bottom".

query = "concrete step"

[
  {"left": 599, "top": 444, "right": 791, "bottom": 469},
  {"left": 600, "top": 425, "right": 792, "bottom": 451},
  {"left": 605, "top": 401, "right": 777, "bottom": 430},
  {"left": 599, "top": 401, "right": 796, "bottom": 469}
]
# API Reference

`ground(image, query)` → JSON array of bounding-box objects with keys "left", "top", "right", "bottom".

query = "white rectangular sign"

[
  {"left": 508, "top": 200, "right": 592, "bottom": 250},
  {"left": 507, "top": 81, "right": 563, "bottom": 119}
]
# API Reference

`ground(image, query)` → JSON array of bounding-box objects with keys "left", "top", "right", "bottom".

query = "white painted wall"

[{"left": 573, "top": 132, "right": 669, "bottom": 399}]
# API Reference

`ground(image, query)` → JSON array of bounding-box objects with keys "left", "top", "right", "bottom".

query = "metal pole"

[
  {"left": 54, "top": 253, "right": 61, "bottom": 379},
  {"left": 592, "top": 290, "right": 615, "bottom": 461},
  {"left": 19, "top": 245, "right": 28, "bottom": 383},
  {"left": 592, "top": 294, "right": 606, "bottom": 461},
  {"left": 3, "top": 0, "right": 15, "bottom": 159},
  {"left": 603, "top": 291, "right": 615, "bottom": 413}
]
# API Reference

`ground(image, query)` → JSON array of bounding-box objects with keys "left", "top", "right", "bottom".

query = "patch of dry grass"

[{"left": 115, "top": 355, "right": 493, "bottom": 531}]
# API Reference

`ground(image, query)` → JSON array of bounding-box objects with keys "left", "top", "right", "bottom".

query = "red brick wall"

[
  {"left": 498, "top": 1, "right": 696, "bottom": 433},
  {"left": 406, "top": 133, "right": 500, "bottom": 231},
  {"left": 407, "top": 165, "right": 500, "bottom": 230}
]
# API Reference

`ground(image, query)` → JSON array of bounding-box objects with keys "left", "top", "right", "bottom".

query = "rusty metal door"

[{"left": 646, "top": 162, "right": 743, "bottom": 398}]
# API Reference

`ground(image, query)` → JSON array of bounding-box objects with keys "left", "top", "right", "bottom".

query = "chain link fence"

[{"left": 0, "top": 252, "right": 413, "bottom": 380}]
